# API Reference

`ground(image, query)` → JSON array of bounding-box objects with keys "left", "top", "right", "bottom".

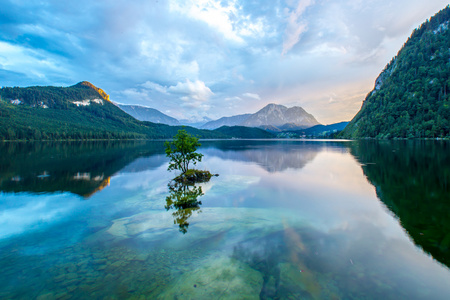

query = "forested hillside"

[
  {"left": 341, "top": 6, "right": 450, "bottom": 139},
  {"left": 0, "top": 82, "right": 274, "bottom": 140},
  {"left": 0, "top": 82, "right": 222, "bottom": 140},
  {"left": 214, "top": 126, "right": 275, "bottom": 139}
]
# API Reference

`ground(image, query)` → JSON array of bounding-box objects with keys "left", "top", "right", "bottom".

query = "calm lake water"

[{"left": 0, "top": 139, "right": 449, "bottom": 299}]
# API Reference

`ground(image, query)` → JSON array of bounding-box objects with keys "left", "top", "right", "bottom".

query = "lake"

[{"left": 1, "top": 139, "right": 450, "bottom": 299}]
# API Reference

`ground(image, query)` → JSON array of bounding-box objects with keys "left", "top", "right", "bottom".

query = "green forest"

[
  {"left": 341, "top": 6, "right": 450, "bottom": 139},
  {"left": 0, "top": 81, "right": 272, "bottom": 141}
]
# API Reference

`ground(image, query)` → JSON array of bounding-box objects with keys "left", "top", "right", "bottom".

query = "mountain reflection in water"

[
  {"left": 201, "top": 140, "right": 348, "bottom": 172},
  {"left": 0, "top": 140, "right": 342, "bottom": 197},
  {"left": 1, "top": 139, "right": 450, "bottom": 299},
  {"left": 0, "top": 141, "right": 167, "bottom": 197}
]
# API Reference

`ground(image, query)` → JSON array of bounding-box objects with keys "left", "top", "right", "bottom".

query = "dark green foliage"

[
  {"left": 165, "top": 130, "right": 203, "bottom": 174},
  {"left": 282, "top": 122, "right": 349, "bottom": 138},
  {"left": 341, "top": 6, "right": 450, "bottom": 139},
  {"left": 213, "top": 126, "right": 276, "bottom": 139}
]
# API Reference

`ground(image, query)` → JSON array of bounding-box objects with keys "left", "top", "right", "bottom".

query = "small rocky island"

[
  {"left": 165, "top": 129, "right": 217, "bottom": 184},
  {"left": 164, "top": 129, "right": 218, "bottom": 233},
  {"left": 173, "top": 169, "right": 218, "bottom": 185}
]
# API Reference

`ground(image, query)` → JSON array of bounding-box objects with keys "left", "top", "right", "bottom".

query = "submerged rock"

[
  {"left": 158, "top": 256, "right": 263, "bottom": 299},
  {"left": 278, "top": 262, "right": 341, "bottom": 300}
]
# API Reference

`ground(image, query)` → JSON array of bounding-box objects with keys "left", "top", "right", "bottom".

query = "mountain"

[
  {"left": 0, "top": 82, "right": 228, "bottom": 140},
  {"left": 279, "top": 123, "right": 311, "bottom": 131},
  {"left": 341, "top": 6, "right": 450, "bottom": 139},
  {"left": 242, "top": 104, "right": 319, "bottom": 128},
  {"left": 269, "top": 121, "right": 349, "bottom": 138},
  {"left": 201, "top": 104, "right": 320, "bottom": 130},
  {"left": 117, "top": 104, "right": 180, "bottom": 125},
  {"left": 259, "top": 124, "right": 283, "bottom": 132},
  {"left": 201, "top": 114, "right": 252, "bottom": 130},
  {"left": 179, "top": 116, "right": 213, "bottom": 128},
  {"left": 297, "top": 121, "right": 350, "bottom": 137},
  {"left": 0, "top": 81, "right": 277, "bottom": 140}
]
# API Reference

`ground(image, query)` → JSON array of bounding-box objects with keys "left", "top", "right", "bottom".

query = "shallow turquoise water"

[{"left": 0, "top": 140, "right": 450, "bottom": 299}]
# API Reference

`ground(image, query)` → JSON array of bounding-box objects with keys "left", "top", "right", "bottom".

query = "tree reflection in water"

[{"left": 165, "top": 182, "right": 204, "bottom": 234}]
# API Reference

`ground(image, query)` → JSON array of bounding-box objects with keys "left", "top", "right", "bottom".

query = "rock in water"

[
  {"left": 158, "top": 256, "right": 263, "bottom": 299},
  {"left": 173, "top": 169, "right": 214, "bottom": 184}
]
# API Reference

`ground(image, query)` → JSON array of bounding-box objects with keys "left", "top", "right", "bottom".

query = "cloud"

[
  {"left": 170, "top": 0, "right": 272, "bottom": 44},
  {"left": 225, "top": 96, "right": 242, "bottom": 101},
  {"left": 282, "top": 0, "right": 315, "bottom": 55},
  {"left": 120, "top": 88, "right": 150, "bottom": 102},
  {"left": 0, "top": 41, "right": 72, "bottom": 84},
  {"left": 242, "top": 93, "right": 261, "bottom": 100},
  {"left": 171, "top": 0, "right": 244, "bottom": 44},
  {"left": 1, "top": 0, "right": 449, "bottom": 122},
  {"left": 117, "top": 78, "right": 214, "bottom": 118},
  {"left": 141, "top": 81, "right": 168, "bottom": 94},
  {"left": 168, "top": 79, "right": 214, "bottom": 102}
]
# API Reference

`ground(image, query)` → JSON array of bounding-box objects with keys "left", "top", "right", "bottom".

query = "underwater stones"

[
  {"left": 106, "top": 212, "right": 173, "bottom": 240},
  {"left": 134, "top": 253, "right": 149, "bottom": 261},
  {"left": 54, "top": 291, "right": 71, "bottom": 300},
  {"left": 37, "top": 292, "right": 55, "bottom": 300},
  {"left": 96, "top": 264, "right": 107, "bottom": 271},
  {"left": 122, "top": 252, "right": 138, "bottom": 261},
  {"left": 53, "top": 274, "right": 66, "bottom": 283},
  {"left": 107, "top": 219, "right": 129, "bottom": 238},
  {"left": 66, "top": 285, "right": 77, "bottom": 293},
  {"left": 64, "top": 278, "right": 81, "bottom": 287},
  {"left": 262, "top": 275, "right": 278, "bottom": 298},
  {"left": 127, "top": 213, "right": 172, "bottom": 235},
  {"left": 110, "top": 260, "right": 129, "bottom": 268},
  {"left": 65, "top": 273, "right": 78, "bottom": 281},
  {"left": 76, "top": 260, "right": 88, "bottom": 268},
  {"left": 92, "top": 258, "right": 107, "bottom": 265},
  {"left": 278, "top": 262, "right": 341, "bottom": 299},
  {"left": 158, "top": 256, "right": 263, "bottom": 299},
  {"left": 278, "top": 263, "right": 319, "bottom": 299}
]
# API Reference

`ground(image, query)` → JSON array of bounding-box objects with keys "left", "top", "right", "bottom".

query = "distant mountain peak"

[
  {"left": 117, "top": 104, "right": 180, "bottom": 126},
  {"left": 242, "top": 103, "right": 319, "bottom": 128},
  {"left": 73, "top": 81, "right": 95, "bottom": 88},
  {"left": 202, "top": 103, "right": 320, "bottom": 130},
  {"left": 265, "top": 103, "right": 282, "bottom": 108}
]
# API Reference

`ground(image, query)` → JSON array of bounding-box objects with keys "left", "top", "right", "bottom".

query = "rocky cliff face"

[
  {"left": 201, "top": 114, "right": 251, "bottom": 130},
  {"left": 242, "top": 104, "right": 319, "bottom": 128},
  {"left": 202, "top": 103, "right": 320, "bottom": 130}
]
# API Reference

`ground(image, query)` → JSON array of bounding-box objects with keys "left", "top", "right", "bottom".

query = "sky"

[{"left": 0, "top": 0, "right": 448, "bottom": 124}]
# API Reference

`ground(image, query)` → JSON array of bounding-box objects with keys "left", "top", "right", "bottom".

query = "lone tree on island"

[{"left": 165, "top": 129, "right": 203, "bottom": 174}]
